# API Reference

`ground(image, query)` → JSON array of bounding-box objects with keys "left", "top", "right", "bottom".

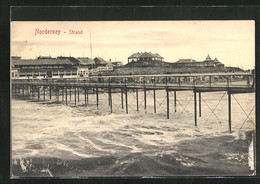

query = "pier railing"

[{"left": 12, "top": 73, "right": 255, "bottom": 89}]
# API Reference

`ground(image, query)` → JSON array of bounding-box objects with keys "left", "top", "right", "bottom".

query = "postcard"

[{"left": 11, "top": 20, "right": 255, "bottom": 177}]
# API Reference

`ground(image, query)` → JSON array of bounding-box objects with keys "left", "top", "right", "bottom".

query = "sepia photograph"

[{"left": 10, "top": 20, "right": 256, "bottom": 177}]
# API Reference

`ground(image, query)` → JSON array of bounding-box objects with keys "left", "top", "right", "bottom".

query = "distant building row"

[
  {"left": 11, "top": 56, "right": 123, "bottom": 79},
  {"left": 175, "top": 55, "right": 225, "bottom": 67},
  {"left": 128, "top": 52, "right": 225, "bottom": 68}
]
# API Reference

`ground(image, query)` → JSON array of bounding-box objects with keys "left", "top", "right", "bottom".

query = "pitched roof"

[
  {"left": 128, "top": 52, "right": 163, "bottom": 59},
  {"left": 139, "top": 52, "right": 156, "bottom": 58},
  {"left": 77, "top": 57, "right": 95, "bottom": 65},
  {"left": 57, "top": 56, "right": 79, "bottom": 64},
  {"left": 205, "top": 54, "right": 212, "bottom": 61},
  {"left": 153, "top": 53, "right": 163, "bottom": 58},
  {"left": 94, "top": 57, "right": 107, "bottom": 64},
  {"left": 12, "top": 58, "right": 73, "bottom": 66},
  {"left": 128, "top": 52, "right": 143, "bottom": 58},
  {"left": 176, "top": 59, "right": 195, "bottom": 63},
  {"left": 11, "top": 56, "right": 21, "bottom": 60}
]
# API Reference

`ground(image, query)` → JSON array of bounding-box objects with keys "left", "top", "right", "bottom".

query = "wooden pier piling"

[
  {"left": 87, "top": 88, "right": 89, "bottom": 105},
  {"left": 194, "top": 91, "right": 197, "bottom": 126},
  {"left": 125, "top": 86, "right": 128, "bottom": 114},
  {"left": 96, "top": 87, "right": 99, "bottom": 109},
  {"left": 109, "top": 87, "right": 112, "bottom": 113},
  {"left": 57, "top": 87, "right": 59, "bottom": 102},
  {"left": 22, "top": 85, "right": 24, "bottom": 98},
  {"left": 121, "top": 88, "right": 124, "bottom": 109},
  {"left": 62, "top": 88, "right": 64, "bottom": 102},
  {"left": 38, "top": 86, "right": 40, "bottom": 102},
  {"left": 153, "top": 89, "right": 156, "bottom": 113},
  {"left": 74, "top": 87, "right": 77, "bottom": 105},
  {"left": 199, "top": 92, "right": 201, "bottom": 117},
  {"left": 136, "top": 88, "right": 139, "bottom": 112},
  {"left": 84, "top": 88, "right": 86, "bottom": 105},
  {"left": 166, "top": 88, "right": 169, "bottom": 119},
  {"left": 31, "top": 85, "right": 34, "bottom": 99},
  {"left": 65, "top": 87, "right": 68, "bottom": 105},
  {"left": 49, "top": 86, "right": 52, "bottom": 100},
  {"left": 144, "top": 87, "right": 147, "bottom": 112},
  {"left": 108, "top": 87, "right": 111, "bottom": 107},
  {"left": 174, "top": 90, "right": 177, "bottom": 113},
  {"left": 228, "top": 92, "right": 232, "bottom": 133},
  {"left": 43, "top": 86, "right": 45, "bottom": 101},
  {"left": 78, "top": 87, "right": 80, "bottom": 102},
  {"left": 69, "top": 87, "right": 71, "bottom": 101}
]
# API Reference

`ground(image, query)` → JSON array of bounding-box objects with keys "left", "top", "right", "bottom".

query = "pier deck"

[{"left": 11, "top": 73, "right": 255, "bottom": 133}]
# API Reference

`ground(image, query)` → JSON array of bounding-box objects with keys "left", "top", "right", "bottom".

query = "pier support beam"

[
  {"left": 121, "top": 88, "right": 124, "bottom": 109},
  {"left": 57, "top": 87, "right": 59, "bottom": 102},
  {"left": 144, "top": 87, "right": 147, "bottom": 112},
  {"left": 62, "top": 88, "right": 64, "bottom": 102},
  {"left": 154, "top": 89, "right": 156, "bottom": 113},
  {"left": 136, "top": 88, "right": 139, "bottom": 112},
  {"left": 194, "top": 91, "right": 197, "bottom": 126},
  {"left": 22, "top": 85, "right": 24, "bottom": 98},
  {"left": 199, "top": 92, "right": 201, "bottom": 117},
  {"left": 108, "top": 87, "right": 111, "bottom": 107},
  {"left": 84, "top": 88, "right": 86, "bottom": 105},
  {"left": 125, "top": 86, "right": 128, "bottom": 114},
  {"left": 37, "top": 86, "right": 40, "bottom": 102},
  {"left": 87, "top": 88, "right": 89, "bottom": 105},
  {"left": 174, "top": 91, "right": 177, "bottom": 113},
  {"left": 69, "top": 87, "right": 71, "bottom": 101},
  {"left": 27, "top": 85, "right": 29, "bottom": 97},
  {"left": 49, "top": 86, "right": 52, "bottom": 100},
  {"left": 109, "top": 86, "right": 112, "bottom": 113},
  {"left": 228, "top": 92, "right": 232, "bottom": 133},
  {"left": 31, "top": 85, "right": 34, "bottom": 99},
  {"left": 27, "top": 85, "right": 29, "bottom": 96},
  {"left": 96, "top": 87, "right": 99, "bottom": 109},
  {"left": 74, "top": 87, "right": 77, "bottom": 105},
  {"left": 43, "top": 86, "right": 45, "bottom": 101},
  {"left": 65, "top": 87, "right": 67, "bottom": 105},
  {"left": 166, "top": 88, "right": 169, "bottom": 119},
  {"left": 78, "top": 87, "right": 80, "bottom": 102}
]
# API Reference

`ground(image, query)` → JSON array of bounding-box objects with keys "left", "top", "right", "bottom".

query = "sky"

[{"left": 11, "top": 21, "right": 255, "bottom": 69}]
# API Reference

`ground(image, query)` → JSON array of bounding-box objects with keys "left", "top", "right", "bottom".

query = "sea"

[{"left": 11, "top": 90, "right": 255, "bottom": 177}]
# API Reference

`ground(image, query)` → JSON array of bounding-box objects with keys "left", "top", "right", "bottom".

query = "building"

[
  {"left": 128, "top": 52, "right": 163, "bottom": 63},
  {"left": 112, "top": 61, "right": 123, "bottom": 67},
  {"left": 175, "top": 55, "right": 224, "bottom": 67},
  {"left": 213, "top": 57, "right": 225, "bottom": 67},
  {"left": 94, "top": 57, "right": 108, "bottom": 67},
  {"left": 76, "top": 65, "right": 89, "bottom": 77},
  {"left": 77, "top": 57, "right": 96, "bottom": 69},
  {"left": 175, "top": 58, "right": 204, "bottom": 67},
  {"left": 11, "top": 68, "right": 19, "bottom": 79},
  {"left": 203, "top": 55, "right": 215, "bottom": 67},
  {"left": 11, "top": 56, "right": 89, "bottom": 79}
]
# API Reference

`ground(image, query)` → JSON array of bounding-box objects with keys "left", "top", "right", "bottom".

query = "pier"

[{"left": 11, "top": 73, "right": 255, "bottom": 133}]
